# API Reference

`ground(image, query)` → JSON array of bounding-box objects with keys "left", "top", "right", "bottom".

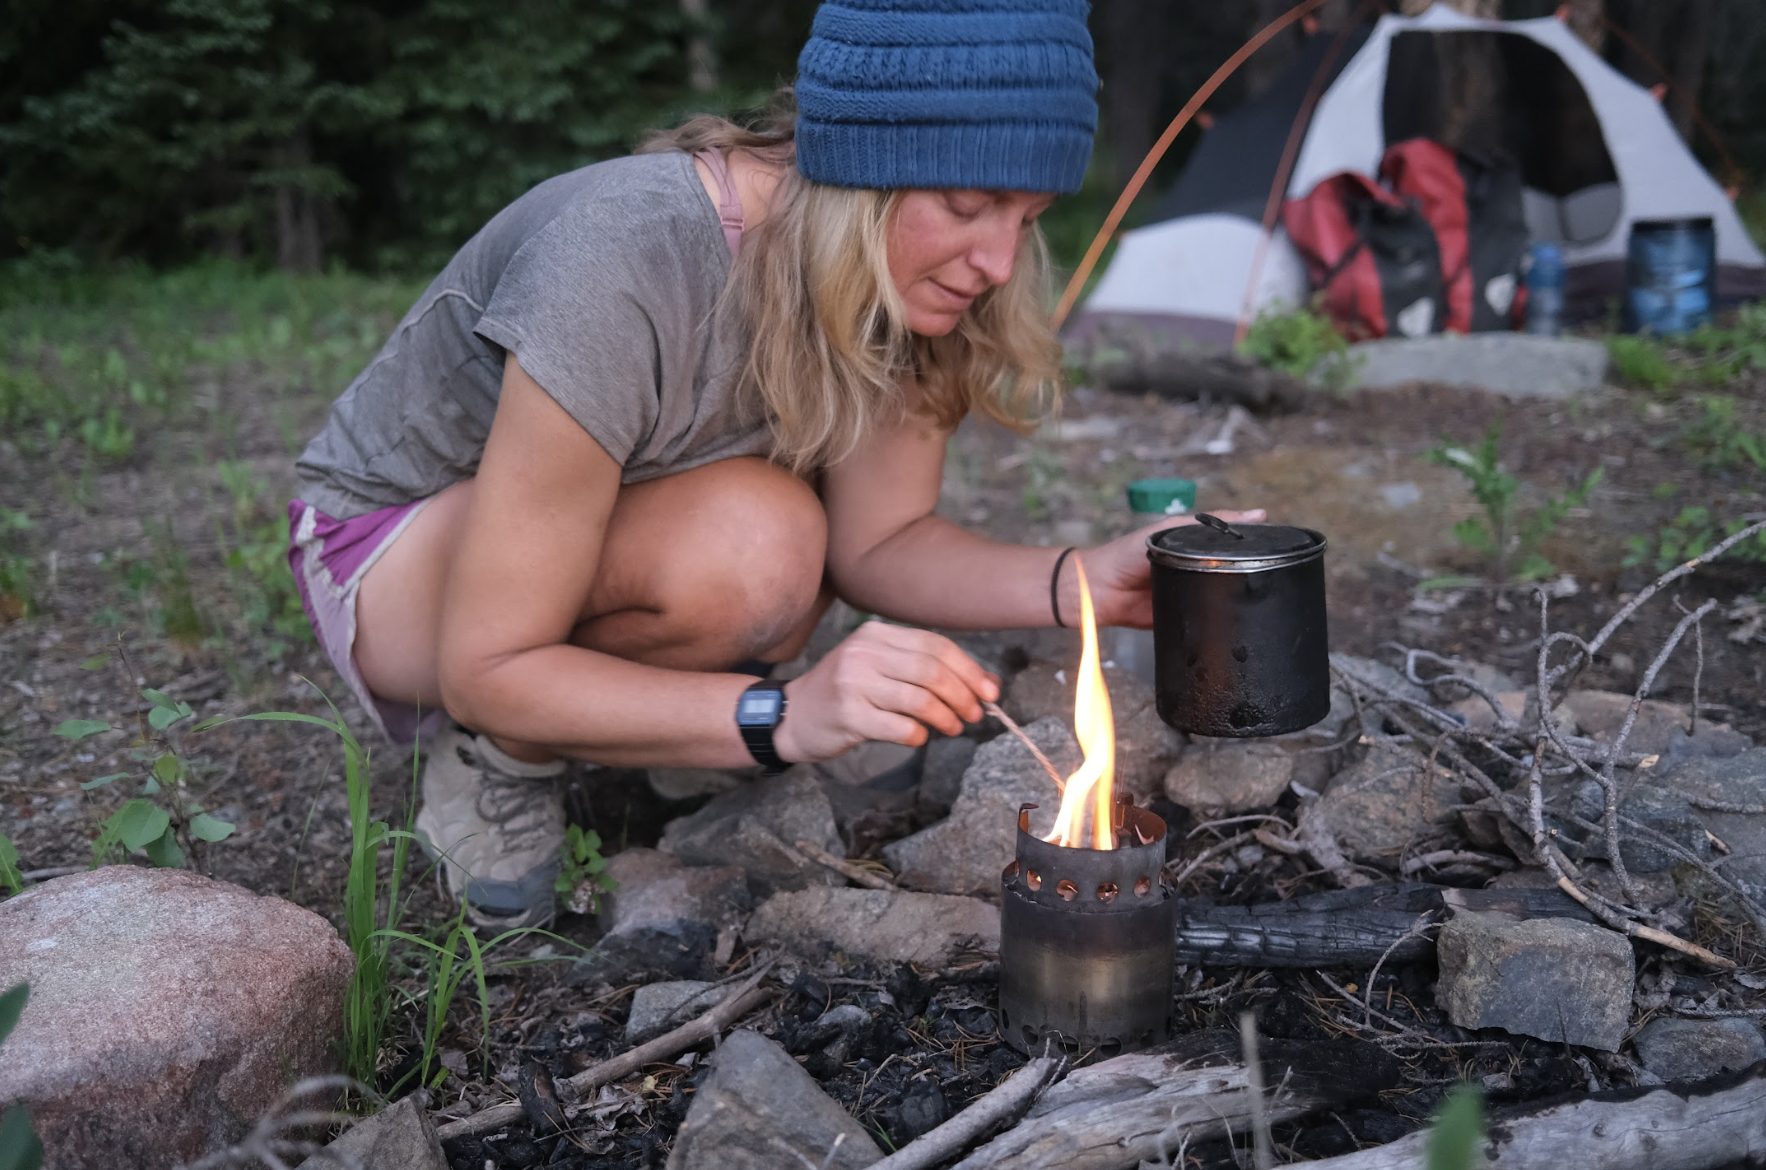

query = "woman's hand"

[
  {"left": 1074, "top": 509, "right": 1268, "bottom": 630},
  {"left": 773, "top": 621, "right": 1000, "bottom": 762}
]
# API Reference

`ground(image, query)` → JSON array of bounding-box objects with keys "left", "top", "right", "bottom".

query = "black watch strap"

[{"left": 736, "top": 679, "right": 790, "bottom": 774}]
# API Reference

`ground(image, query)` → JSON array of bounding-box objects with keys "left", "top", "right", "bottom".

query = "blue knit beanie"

[{"left": 795, "top": 0, "right": 1098, "bottom": 194}]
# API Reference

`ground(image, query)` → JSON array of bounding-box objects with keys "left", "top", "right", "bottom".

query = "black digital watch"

[{"left": 735, "top": 679, "right": 790, "bottom": 775}]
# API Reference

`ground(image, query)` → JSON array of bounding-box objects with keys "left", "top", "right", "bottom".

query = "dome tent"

[{"left": 1070, "top": 3, "right": 1766, "bottom": 350}]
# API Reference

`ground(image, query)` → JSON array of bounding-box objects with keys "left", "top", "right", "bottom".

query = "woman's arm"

[
  {"left": 436, "top": 357, "right": 998, "bottom": 765},
  {"left": 822, "top": 401, "right": 1262, "bottom": 631}
]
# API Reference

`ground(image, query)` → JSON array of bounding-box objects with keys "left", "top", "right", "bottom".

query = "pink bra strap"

[{"left": 693, "top": 149, "right": 745, "bottom": 259}]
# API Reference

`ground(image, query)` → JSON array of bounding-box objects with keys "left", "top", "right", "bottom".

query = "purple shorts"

[{"left": 287, "top": 498, "right": 445, "bottom": 745}]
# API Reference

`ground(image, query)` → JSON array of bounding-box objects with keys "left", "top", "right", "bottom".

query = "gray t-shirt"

[{"left": 295, "top": 151, "right": 769, "bottom": 519}]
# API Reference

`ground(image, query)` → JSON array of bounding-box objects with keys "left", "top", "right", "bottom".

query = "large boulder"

[
  {"left": 0, "top": 867, "right": 353, "bottom": 1170},
  {"left": 1657, "top": 748, "right": 1766, "bottom": 896},
  {"left": 571, "top": 848, "right": 749, "bottom": 985},
  {"left": 667, "top": 1030, "right": 881, "bottom": 1170},
  {"left": 1436, "top": 910, "right": 1634, "bottom": 1051},
  {"left": 659, "top": 771, "right": 842, "bottom": 895},
  {"left": 1002, "top": 660, "right": 1183, "bottom": 802},
  {"left": 882, "top": 717, "right": 1078, "bottom": 895},
  {"left": 745, "top": 888, "right": 999, "bottom": 968},
  {"left": 1560, "top": 690, "right": 1693, "bottom": 757}
]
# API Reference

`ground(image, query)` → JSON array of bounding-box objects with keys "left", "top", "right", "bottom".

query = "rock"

[
  {"left": 1614, "top": 783, "right": 1708, "bottom": 873},
  {"left": 0, "top": 867, "right": 353, "bottom": 1170},
  {"left": 746, "top": 888, "right": 999, "bottom": 967},
  {"left": 667, "top": 1030, "right": 882, "bottom": 1170},
  {"left": 1162, "top": 739, "right": 1294, "bottom": 814},
  {"left": 1002, "top": 660, "right": 1183, "bottom": 801},
  {"left": 625, "top": 981, "right": 729, "bottom": 1045},
  {"left": 1657, "top": 749, "right": 1766, "bottom": 897},
  {"left": 1315, "top": 744, "right": 1463, "bottom": 865},
  {"left": 572, "top": 849, "right": 749, "bottom": 985},
  {"left": 1322, "top": 654, "right": 1430, "bottom": 739},
  {"left": 1445, "top": 691, "right": 1527, "bottom": 735},
  {"left": 1343, "top": 333, "right": 1609, "bottom": 398},
  {"left": 307, "top": 1096, "right": 448, "bottom": 1170},
  {"left": 917, "top": 735, "right": 978, "bottom": 816},
  {"left": 894, "top": 1077, "right": 948, "bottom": 1142},
  {"left": 818, "top": 742, "right": 924, "bottom": 833},
  {"left": 1435, "top": 910, "right": 1634, "bottom": 1051},
  {"left": 1560, "top": 690, "right": 1693, "bottom": 757},
  {"left": 648, "top": 768, "right": 743, "bottom": 801},
  {"left": 1426, "top": 660, "right": 1523, "bottom": 703},
  {"left": 1663, "top": 726, "right": 1755, "bottom": 769},
  {"left": 882, "top": 717, "right": 1078, "bottom": 895},
  {"left": 1633, "top": 1017, "right": 1766, "bottom": 1083},
  {"left": 660, "top": 771, "right": 842, "bottom": 895}
]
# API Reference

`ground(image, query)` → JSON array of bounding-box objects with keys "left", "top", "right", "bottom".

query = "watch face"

[{"left": 737, "top": 690, "right": 782, "bottom": 726}]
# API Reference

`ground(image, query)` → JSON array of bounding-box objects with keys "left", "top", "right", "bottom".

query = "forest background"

[{"left": 4, "top": 0, "right": 1764, "bottom": 280}]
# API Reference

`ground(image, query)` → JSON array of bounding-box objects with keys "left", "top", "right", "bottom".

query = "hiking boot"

[{"left": 413, "top": 724, "right": 566, "bottom": 929}]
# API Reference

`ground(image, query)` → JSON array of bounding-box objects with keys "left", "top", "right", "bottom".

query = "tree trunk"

[
  {"left": 680, "top": 0, "right": 717, "bottom": 94},
  {"left": 1561, "top": 0, "right": 1606, "bottom": 55},
  {"left": 1244, "top": 0, "right": 1303, "bottom": 98},
  {"left": 1669, "top": 0, "right": 1716, "bottom": 141},
  {"left": 1097, "top": 0, "right": 1161, "bottom": 189},
  {"left": 272, "top": 130, "right": 322, "bottom": 275}
]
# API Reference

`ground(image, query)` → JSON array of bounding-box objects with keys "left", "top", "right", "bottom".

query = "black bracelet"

[{"left": 1050, "top": 546, "right": 1077, "bottom": 628}]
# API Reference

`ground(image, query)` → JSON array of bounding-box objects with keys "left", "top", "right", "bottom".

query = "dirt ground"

[{"left": 3, "top": 315, "right": 1765, "bottom": 1162}]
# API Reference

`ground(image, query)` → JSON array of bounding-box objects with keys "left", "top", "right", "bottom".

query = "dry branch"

[
  {"left": 865, "top": 1055, "right": 1063, "bottom": 1170},
  {"left": 1293, "top": 1062, "right": 1766, "bottom": 1170},
  {"left": 434, "top": 962, "right": 776, "bottom": 1141},
  {"left": 946, "top": 1031, "right": 1394, "bottom": 1170},
  {"left": 791, "top": 838, "right": 895, "bottom": 890},
  {"left": 983, "top": 700, "right": 1066, "bottom": 792}
]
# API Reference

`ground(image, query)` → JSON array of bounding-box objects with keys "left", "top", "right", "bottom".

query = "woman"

[{"left": 289, "top": 0, "right": 1261, "bottom": 928}]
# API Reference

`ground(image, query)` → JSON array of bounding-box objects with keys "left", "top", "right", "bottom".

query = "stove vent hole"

[
  {"left": 1026, "top": 869, "right": 1042, "bottom": 891},
  {"left": 1133, "top": 876, "right": 1152, "bottom": 897},
  {"left": 1097, "top": 1039, "right": 1123, "bottom": 1058},
  {"left": 1095, "top": 882, "right": 1118, "bottom": 903},
  {"left": 1002, "top": 860, "right": 1020, "bottom": 883},
  {"left": 1056, "top": 879, "right": 1079, "bottom": 901}
]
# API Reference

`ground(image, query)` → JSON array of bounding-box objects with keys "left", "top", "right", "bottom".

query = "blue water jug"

[
  {"left": 1526, "top": 243, "right": 1565, "bottom": 336},
  {"left": 1626, "top": 217, "right": 1716, "bottom": 335}
]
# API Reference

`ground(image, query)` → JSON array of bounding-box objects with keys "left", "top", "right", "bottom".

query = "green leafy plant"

[
  {"left": 557, "top": 825, "right": 617, "bottom": 916},
  {"left": 1240, "top": 302, "right": 1353, "bottom": 388},
  {"left": 0, "top": 510, "right": 34, "bottom": 622},
  {"left": 216, "top": 459, "right": 310, "bottom": 653},
  {"left": 1424, "top": 1083, "right": 1485, "bottom": 1170},
  {"left": 0, "top": 983, "right": 45, "bottom": 1170},
  {"left": 197, "top": 692, "right": 412, "bottom": 1090},
  {"left": 76, "top": 404, "right": 135, "bottom": 463},
  {"left": 57, "top": 654, "right": 236, "bottom": 869},
  {"left": 1624, "top": 506, "right": 1766, "bottom": 574},
  {"left": 1426, "top": 421, "right": 1604, "bottom": 582},
  {"left": 1680, "top": 395, "right": 1766, "bottom": 476},
  {"left": 1606, "top": 334, "right": 1676, "bottom": 392},
  {"left": 0, "top": 836, "right": 22, "bottom": 897}
]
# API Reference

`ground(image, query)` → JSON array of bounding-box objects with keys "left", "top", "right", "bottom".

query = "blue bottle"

[{"left": 1526, "top": 243, "right": 1565, "bottom": 336}]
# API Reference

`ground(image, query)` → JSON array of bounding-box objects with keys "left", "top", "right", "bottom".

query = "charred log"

[{"left": 1173, "top": 882, "right": 1592, "bottom": 968}]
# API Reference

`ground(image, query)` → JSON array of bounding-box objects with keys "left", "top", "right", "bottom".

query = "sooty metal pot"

[{"left": 1147, "top": 516, "right": 1330, "bottom": 737}]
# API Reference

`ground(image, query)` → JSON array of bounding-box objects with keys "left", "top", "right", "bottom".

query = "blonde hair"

[{"left": 639, "top": 92, "right": 1063, "bottom": 474}]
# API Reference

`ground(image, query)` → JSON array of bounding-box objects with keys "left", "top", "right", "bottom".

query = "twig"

[
  {"left": 1399, "top": 851, "right": 1515, "bottom": 875},
  {"left": 1166, "top": 830, "right": 1258, "bottom": 888},
  {"left": 983, "top": 701, "right": 1065, "bottom": 792},
  {"left": 177, "top": 1076, "right": 376, "bottom": 1170},
  {"left": 435, "top": 961, "right": 777, "bottom": 1140},
  {"left": 1239, "top": 1013, "right": 1275, "bottom": 1170},
  {"left": 1362, "top": 913, "right": 1441, "bottom": 1029},
  {"left": 1295, "top": 803, "right": 1374, "bottom": 889},
  {"left": 866, "top": 1054, "right": 1064, "bottom": 1170},
  {"left": 1579, "top": 517, "right": 1766, "bottom": 670},
  {"left": 792, "top": 838, "right": 894, "bottom": 890}
]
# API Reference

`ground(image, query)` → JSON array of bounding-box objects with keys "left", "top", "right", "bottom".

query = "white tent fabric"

[{"left": 1075, "top": 4, "right": 1764, "bottom": 348}]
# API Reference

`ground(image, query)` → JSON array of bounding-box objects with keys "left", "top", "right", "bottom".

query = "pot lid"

[{"left": 1148, "top": 516, "right": 1326, "bottom": 569}]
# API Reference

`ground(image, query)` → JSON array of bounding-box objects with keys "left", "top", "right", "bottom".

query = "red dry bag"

[{"left": 1283, "top": 172, "right": 1445, "bottom": 341}]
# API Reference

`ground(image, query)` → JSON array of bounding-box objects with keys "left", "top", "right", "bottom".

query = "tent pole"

[{"left": 1050, "top": 0, "right": 1341, "bottom": 331}]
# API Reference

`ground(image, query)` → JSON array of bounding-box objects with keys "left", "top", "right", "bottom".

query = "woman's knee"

[{"left": 590, "top": 458, "right": 827, "bottom": 660}]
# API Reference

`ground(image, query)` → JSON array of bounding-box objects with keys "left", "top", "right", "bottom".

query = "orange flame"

[{"left": 1043, "top": 559, "right": 1117, "bottom": 850}]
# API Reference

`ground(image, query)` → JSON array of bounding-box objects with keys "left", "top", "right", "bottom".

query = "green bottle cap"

[{"left": 1126, "top": 478, "right": 1197, "bottom": 516}]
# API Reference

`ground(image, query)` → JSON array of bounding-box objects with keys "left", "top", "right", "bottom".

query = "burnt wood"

[
  {"left": 1096, "top": 350, "right": 1309, "bottom": 413},
  {"left": 1173, "top": 881, "right": 1593, "bottom": 968},
  {"left": 948, "top": 1030, "right": 1397, "bottom": 1170}
]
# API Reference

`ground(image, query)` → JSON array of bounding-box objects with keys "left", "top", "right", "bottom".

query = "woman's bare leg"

[{"left": 354, "top": 457, "right": 828, "bottom": 757}]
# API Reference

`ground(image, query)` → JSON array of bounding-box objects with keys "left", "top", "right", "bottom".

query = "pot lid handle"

[{"left": 1195, "top": 513, "right": 1245, "bottom": 539}]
